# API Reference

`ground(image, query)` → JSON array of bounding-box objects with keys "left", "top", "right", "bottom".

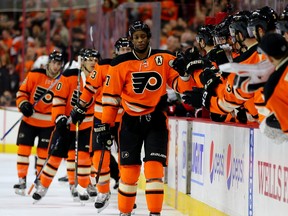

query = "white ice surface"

[{"left": 0, "top": 153, "right": 187, "bottom": 216}]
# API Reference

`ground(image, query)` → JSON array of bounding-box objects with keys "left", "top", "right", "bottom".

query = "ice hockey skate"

[
  {"left": 70, "top": 184, "right": 79, "bottom": 201},
  {"left": 76, "top": 184, "right": 89, "bottom": 205},
  {"left": 94, "top": 192, "right": 111, "bottom": 213},
  {"left": 32, "top": 182, "right": 48, "bottom": 203},
  {"left": 13, "top": 177, "right": 26, "bottom": 196},
  {"left": 87, "top": 183, "right": 97, "bottom": 198}
]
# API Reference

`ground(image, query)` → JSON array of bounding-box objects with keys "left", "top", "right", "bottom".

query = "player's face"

[
  {"left": 48, "top": 60, "right": 62, "bottom": 77},
  {"left": 131, "top": 30, "right": 149, "bottom": 52},
  {"left": 84, "top": 57, "right": 98, "bottom": 72},
  {"left": 117, "top": 46, "right": 132, "bottom": 55}
]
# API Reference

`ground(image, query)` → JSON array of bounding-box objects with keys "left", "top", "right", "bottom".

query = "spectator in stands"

[
  {"left": 50, "top": 17, "right": 69, "bottom": 47},
  {"left": 0, "top": 29, "right": 13, "bottom": 56},
  {"left": 165, "top": 34, "right": 181, "bottom": 54},
  {"left": 0, "top": 53, "right": 11, "bottom": 105}
]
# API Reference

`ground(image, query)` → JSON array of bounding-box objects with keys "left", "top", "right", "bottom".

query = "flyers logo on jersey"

[
  {"left": 132, "top": 71, "right": 162, "bottom": 94},
  {"left": 34, "top": 86, "right": 54, "bottom": 103}
]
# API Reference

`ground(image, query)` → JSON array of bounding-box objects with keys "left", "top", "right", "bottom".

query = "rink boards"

[{"left": 1, "top": 109, "right": 288, "bottom": 215}]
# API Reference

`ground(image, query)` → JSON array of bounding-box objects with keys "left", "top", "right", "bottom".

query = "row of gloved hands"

[
  {"left": 172, "top": 46, "right": 210, "bottom": 77},
  {"left": 181, "top": 67, "right": 222, "bottom": 109},
  {"left": 171, "top": 47, "right": 223, "bottom": 110}
]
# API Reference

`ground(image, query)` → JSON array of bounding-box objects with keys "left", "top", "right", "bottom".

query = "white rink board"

[
  {"left": 0, "top": 108, "right": 21, "bottom": 144},
  {"left": 176, "top": 119, "right": 190, "bottom": 194},
  {"left": 190, "top": 121, "right": 250, "bottom": 216},
  {"left": 167, "top": 118, "right": 177, "bottom": 189},
  {"left": 253, "top": 128, "right": 288, "bottom": 215}
]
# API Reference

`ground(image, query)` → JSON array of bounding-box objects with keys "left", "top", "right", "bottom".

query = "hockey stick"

[
  {"left": 1, "top": 48, "right": 74, "bottom": 141},
  {"left": 96, "top": 145, "right": 106, "bottom": 184},
  {"left": 74, "top": 55, "right": 81, "bottom": 187}
]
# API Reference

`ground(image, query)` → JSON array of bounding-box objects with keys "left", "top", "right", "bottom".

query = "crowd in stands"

[{"left": 0, "top": 0, "right": 248, "bottom": 111}]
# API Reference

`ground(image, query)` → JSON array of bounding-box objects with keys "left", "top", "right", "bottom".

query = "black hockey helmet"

[
  {"left": 247, "top": 6, "right": 278, "bottom": 35},
  {"left": 48, "top": 50, "right": 64, "bottom": 62},
  {"left": 278, "top": 5, "right": 288, "bottom": 32},
  {"left": 114, "top": 37, "right": 133, "bottom": 51},
  {"left": 79, "top": 48, "right": 101, "bottom": 61},
  {"left": 229, "top": 11, "right": 252, "bottom": 39},
  {"left": 213, "top": 15, "right": 233, "bottom": 44},
  {"left": 196, "top": 24, "right": 215, "bottom": 46},
  {"left": 258, "top": 32, "right": 288, "bottom": 58},
  {"left": 128, "top": 21, "right": 151, "bottom": 39}
]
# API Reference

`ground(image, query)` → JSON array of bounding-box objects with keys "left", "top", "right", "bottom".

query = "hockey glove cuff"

[
  {"left": 94, "top": 123, "right": 113, "bottom": 149},
  {"left": 19, "top": 101, "right": 34, "bottom": 117},
  {"left": 172, "top": 52, "right": 187, "bottom": 76},
  {"left": 70, "top": 104, "right": 87, "bottom": 125},
  {"left": 55, "top": 115, "right": 70, "bottom": 137},
  {"left": 182, "top": 87, "right": 206, "bottom": 109}
]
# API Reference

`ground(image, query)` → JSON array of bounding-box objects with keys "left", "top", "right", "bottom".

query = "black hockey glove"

[
  {"left": 70, "top": 104, "right": 87, "bottom": 125},
  {"left": 236, "top": 107, "right": 247, "bottom": 124},
  {"left": 186, "top": 59, "right": 205, "bottom": 75},
  {"left": 265, "top": 113, "right": 281, "bottom": 129},
  {"left": 200, "top": 68, "right": 222, "bottom": 94},
  {"left": 184, "top": 47, "right": 207, "bottom": 75},
  {"left": 94, "top": 123, "right": 113, "bottom": 148},
  {"left": 19, "top": 101, "right": 34, "bottom": 117},
  {"left": 182, "top": 87, "right": 211, "bottom": 109},
  {"left": 55, "top": 115, "right": 70, "bottom": 137},
  {"left": 184, "top": 47, "right": 200, "bottom": 61},
  {"left": 172, "top": 52, "right": 187, "bottom": 76},
  {"left": 208, "top": 46, "right": 229, "bottom": 65}
]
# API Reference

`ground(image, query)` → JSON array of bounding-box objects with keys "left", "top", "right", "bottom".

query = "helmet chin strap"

[{"left": 81, "top": 63, "right": 91, "bottom": 75}]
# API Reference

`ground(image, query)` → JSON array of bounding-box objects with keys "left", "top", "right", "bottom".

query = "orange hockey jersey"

[
  {"left": 79, "top": 59, "right": 124, "bottom": 122},
  {"left": 52, "top": 68, "right": 94, "bottom": 131},
  {"left": 16, "top": 69, "right": 56, "bottom": 127},
  {"left": 209, "top": 44, "right": 263, "bottom": 118},
  {"left": 264, "top": 57, "right": 288, "bottom": 133},
  {"left": 101, "top": 48, "right": 197, "bottom": 125}
]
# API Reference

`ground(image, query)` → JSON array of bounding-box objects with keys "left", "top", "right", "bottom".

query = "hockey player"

[
  {"left": 247, "top": 6, "right": 279, "bottom": 42},
  {"left": 183, "top": 10, "right": 261, "bottom": 124},
  {"left": 14, "top": 50, "right": 64, "bottom": 195},
  {"left": 32, "top": 49, "right": 100, "bottom": 202},
  {"left": 233, "top": 6, "right": 279, "bottom": 122},
  {"left": 98, "top": 21, "right": 196, "bottom": 216},
  {"left": 70, "top": 37, "right": 133, "bottom": 212},
  {"left": 258, "top": 32, "right": 288, "bottom": 143}
]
